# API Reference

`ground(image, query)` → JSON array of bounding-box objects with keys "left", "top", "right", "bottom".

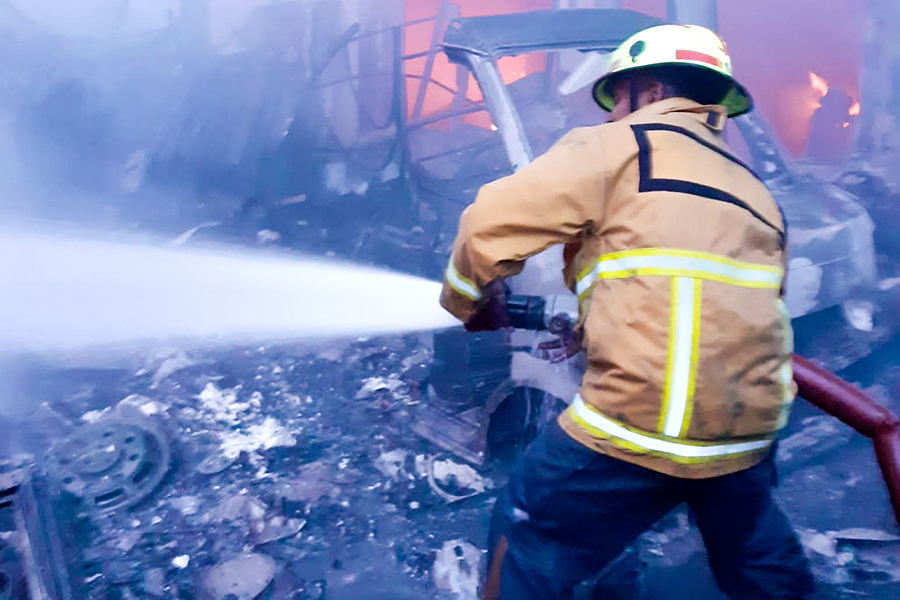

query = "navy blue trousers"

[{"left": 487, "top": 420, "right": 815, "bottom": 600}]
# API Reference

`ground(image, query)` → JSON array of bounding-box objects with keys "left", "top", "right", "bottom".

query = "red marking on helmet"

[{"left": 675, "top": 50, "right": 721, "bottom": 68}]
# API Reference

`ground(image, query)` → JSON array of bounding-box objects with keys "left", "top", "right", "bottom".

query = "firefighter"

[{"left": 439, "top": 24, "right": 816, "bottom": 600}]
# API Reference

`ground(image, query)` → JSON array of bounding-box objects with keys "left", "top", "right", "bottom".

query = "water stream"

[{"left": 0, "top": 226, "right": 459, "bottom": 354}]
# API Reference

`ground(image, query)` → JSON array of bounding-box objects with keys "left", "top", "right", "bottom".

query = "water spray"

[{"left": 0, "top": 227, "right": 459, "bottom": 354}]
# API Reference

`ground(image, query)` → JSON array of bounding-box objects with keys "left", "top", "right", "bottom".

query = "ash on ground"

[
  {"left": 4, "top": 334, "right": 899, "bottom": 600},
  {"left": 11, "top": 335, "right": 497, "bottom": 600}
]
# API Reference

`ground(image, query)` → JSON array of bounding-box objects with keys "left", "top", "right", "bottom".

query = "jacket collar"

[{"left": 627, "top": 97, "right": 728, "bottom": 132}]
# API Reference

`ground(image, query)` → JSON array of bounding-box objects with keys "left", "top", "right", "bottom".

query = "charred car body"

[
  {"left": 5, "top": 1, "right": 891, "bottom": 467},
  {"left": 410, "top": 8, "right": 891, "bottom": 465}
]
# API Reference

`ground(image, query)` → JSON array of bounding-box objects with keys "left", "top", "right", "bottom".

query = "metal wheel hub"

[{"left": 47, "top": 421, "right": 170, "bottom": 512}]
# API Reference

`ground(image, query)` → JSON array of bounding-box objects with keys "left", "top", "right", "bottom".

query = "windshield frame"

[{"left": 440, "top": 9, "right": 662, "bottom": 173}]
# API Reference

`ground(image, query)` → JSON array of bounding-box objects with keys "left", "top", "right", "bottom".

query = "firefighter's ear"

[{"left": 647, "top": 80, "right": 667, "bottom": 104}]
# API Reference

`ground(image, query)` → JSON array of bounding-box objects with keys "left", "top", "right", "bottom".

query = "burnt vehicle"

[
  {"left": 0, "top": 461, "right": 84, "bottom": 600},
  {"left": 6, "top": 0, "right": 422, "bottom": 273},
  {"left": 408, "top": 8, "right": 889, "bottom": 465},
  {"left": 730, "top": 115, "right": 896, "bottom": 369}
]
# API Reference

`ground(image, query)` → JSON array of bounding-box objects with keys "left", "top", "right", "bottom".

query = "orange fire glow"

[
  {"left": 403, "top": 0, "right": 553, "bottom": 125},
  {"left": 809, "top": 71, "right": 829, "bottom": 97},
  {"left": 807, "top": 71, "right": 862, "bottom": 121},
  {"left": 807, "top": 71, "right": 829, "bottom": 114}
]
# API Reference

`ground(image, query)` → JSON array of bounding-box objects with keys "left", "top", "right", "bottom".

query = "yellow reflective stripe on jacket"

[
  {"left": 575, "top": 248, "right": 783, "bottom": 300},
  {"left": 659, "top": 277, "right": 702, "bottom": 437},
  {"left": 575, "top": 248, "right": 782, "bottom": 439},
  {"left": 568, "top": 395, "right": 774, "bottom": 463},
  {"left": 445, "top": 260, "right": 482, "bottom": 301}
]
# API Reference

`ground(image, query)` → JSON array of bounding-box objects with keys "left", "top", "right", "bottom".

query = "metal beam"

[
  {"left": 855, "top": 0, "right": 900, "bottom": 160},
  {"left": 667, "top": 0, "right": 718, "bottom": 30},
  {"left": 466, "top": 54, "right": 533, "bottom": 172},
  {"left": 556, "top": 0, "right": 622, "bottom": 8},
  {"left": 411, "top": 0, "right": 453, "bottom": 123}
]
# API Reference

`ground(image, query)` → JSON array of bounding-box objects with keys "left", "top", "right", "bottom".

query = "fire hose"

[
  {"left": 505, "top": 294, "right": 900, "bottom": 524},
  {"left": 792, "top": 355, "right": 900, "bottom": 524}
]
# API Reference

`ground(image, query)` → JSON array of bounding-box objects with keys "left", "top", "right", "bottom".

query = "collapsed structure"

[{"left": 0, "top": 2, "right": 898, "bottom": 600}]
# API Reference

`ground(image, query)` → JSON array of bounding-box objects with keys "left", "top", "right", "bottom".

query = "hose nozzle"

[{"left": 505, "top": 294, "right": 578, "bottom": 331}]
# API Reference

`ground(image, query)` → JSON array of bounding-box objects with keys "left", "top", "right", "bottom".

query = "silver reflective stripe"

[
  {"left": 775, "top": 298, "right": 795, "bottom": 430},
  {"left": 576, "top": 252, "right": 782, "bottom": 297},
  {"left": 776, "top": 361, "right": 794, "bottom": 430},
  {"left": 661, "top": 277, "right": 699, "bottom": 437},
  {"left": 445, "top": 261, "right": 482, "bottom": 301},
  {"left": 571, "top": 396, "right": 773, "bottom": 459}
]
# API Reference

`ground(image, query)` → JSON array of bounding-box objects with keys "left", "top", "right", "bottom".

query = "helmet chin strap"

[{"left": 629, "top": 75, "right": 640, "bottom": 114}]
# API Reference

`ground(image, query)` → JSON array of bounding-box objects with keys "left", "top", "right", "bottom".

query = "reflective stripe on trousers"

[
  {"left": 568, "top": 395, "right": 774, "bottom": 463},
  {"left": 575, "top": 248, "right": 785, "bottom": 440}
]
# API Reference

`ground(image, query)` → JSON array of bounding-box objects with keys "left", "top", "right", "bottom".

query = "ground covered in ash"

[
  {"left": 3, "top": 334, "right": 900, "bottom": 600},
  {"left": 8, "top": 334, "right": 498, "bottom": 600}
]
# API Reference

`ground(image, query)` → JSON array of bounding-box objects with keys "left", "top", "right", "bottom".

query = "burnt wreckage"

[
  {"left": 1, "top": 8, "right": 899, "bottom": 600},
  {"left": 0, "top": 413, "right": 176, "bottom": 600},
  {"left": 2, "top": 335, "right": 899, "bottom": 600},
  {"left": 0, "top": 341, "right": 503, "bottom": 600}
]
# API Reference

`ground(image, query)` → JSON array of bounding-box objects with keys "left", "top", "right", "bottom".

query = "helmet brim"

[{"left": 592, "top": 63, "right": 754, "bottom": 118}]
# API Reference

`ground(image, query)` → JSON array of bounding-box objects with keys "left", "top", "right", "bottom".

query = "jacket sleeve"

[{"left": 440, "top": 128, "right": 606, "bottom": 322}]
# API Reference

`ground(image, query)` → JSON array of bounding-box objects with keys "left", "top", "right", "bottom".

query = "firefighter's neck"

[{"left": 609, "top": 79, "right": 667, "bottom": 122}]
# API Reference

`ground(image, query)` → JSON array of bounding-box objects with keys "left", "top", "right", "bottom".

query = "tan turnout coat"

[{"left": 440, "top": 98, "right": 796, "bottom": 479}]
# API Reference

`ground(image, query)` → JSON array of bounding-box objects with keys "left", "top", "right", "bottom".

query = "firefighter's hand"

[{"left": 464, "top": 280, "right": 510, "bottom": 332}]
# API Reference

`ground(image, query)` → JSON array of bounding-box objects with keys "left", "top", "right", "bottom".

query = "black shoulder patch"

[{"left": 631, "top": 123, "right": 786, "bottom": 249}]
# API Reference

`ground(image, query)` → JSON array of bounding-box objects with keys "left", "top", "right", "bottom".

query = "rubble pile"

[
  {"left": 2, "top": 332, "right": 897, "bottom": 599},
  {"left": 16, "top": 336, "right": 497, "bottom": 600}
]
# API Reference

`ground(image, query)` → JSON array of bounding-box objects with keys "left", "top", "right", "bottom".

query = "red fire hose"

[{"left": 792, "top": 355, "right": 900, "bottom": 524}]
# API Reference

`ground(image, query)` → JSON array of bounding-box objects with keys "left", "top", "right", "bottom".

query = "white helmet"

[{"left": 592, "top": 24, "right": 753, "bottom": 117}]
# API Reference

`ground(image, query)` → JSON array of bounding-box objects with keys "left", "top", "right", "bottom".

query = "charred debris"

[
  {"left": 1, "top": 2, "right": 900, "bottom": 600},
  {"left": 1, "top": 338, "right": 492, "bottom": 600},
  {"left": 0, "top": 333, "right": 898, "bottom": 600}
]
